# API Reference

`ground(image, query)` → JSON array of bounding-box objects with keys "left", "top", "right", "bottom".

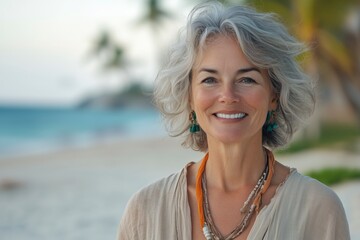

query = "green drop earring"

[
  {"left": 264, "top": 110, "right": 278, "bottom": 133},
  {"left": 189, "top": 111, "right": 200, "bottom": 133}
]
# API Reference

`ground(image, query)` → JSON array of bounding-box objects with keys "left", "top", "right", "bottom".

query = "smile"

[{"left": 215, "top": 113, "right": 247, "bottom": 119}]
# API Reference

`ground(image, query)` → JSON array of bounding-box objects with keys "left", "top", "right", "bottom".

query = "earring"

[
  {"left": 189, "top": 111, "right": 200, "bottom": 133},
  {"left": 263, "top": 110, "right": 278, "bottom": 133}
]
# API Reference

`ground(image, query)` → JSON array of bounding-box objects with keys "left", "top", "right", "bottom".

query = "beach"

[{"left": 0, "top": 137, "right": 359, "bottom": 240}]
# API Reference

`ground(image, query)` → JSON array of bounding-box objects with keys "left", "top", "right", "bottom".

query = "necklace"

[
  {"left": 202, "top": 163, "right": 268, "bottom": 239},
  {"left": 195, "top": 148, "right": 275, "bottom": 240}
]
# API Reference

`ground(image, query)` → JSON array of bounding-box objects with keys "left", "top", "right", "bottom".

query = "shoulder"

[
  {"left": 117, "top": 168, "right": 187, "bottom": 239},
  {"left": 126, "top": 168, "right": 185, "bottom": 215},
  {"left": 289, "top": 171, "right": 343, "bottom": 207},
  {"left": 136, "top": 167, "right": 186, "bottom": 201},
  {"left": 284, "top": 171, "right": 350, "bottom": 239}
]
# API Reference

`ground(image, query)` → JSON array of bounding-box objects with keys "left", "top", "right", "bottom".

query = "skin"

[{"left": 187, "top": 35, "right": 290, "bottom": 239}]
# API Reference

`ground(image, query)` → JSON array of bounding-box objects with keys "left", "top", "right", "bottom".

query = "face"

[{"left": 190, "top": 35, "right": 277, "bottom": 145}]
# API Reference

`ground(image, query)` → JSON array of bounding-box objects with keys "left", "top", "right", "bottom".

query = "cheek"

[
  {"left": 191, "top": 88, "right": 215, "bottom": 111},
  {"left": 244, "top": 88, "right": 272, "bottom": 109}
]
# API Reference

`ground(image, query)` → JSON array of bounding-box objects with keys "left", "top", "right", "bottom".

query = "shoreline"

[
  {"left": 0, "top": 132, "right": 168, "bottom": 162},
  {"left": 2, "top": 137, "right": 359, "bottom": 176}
]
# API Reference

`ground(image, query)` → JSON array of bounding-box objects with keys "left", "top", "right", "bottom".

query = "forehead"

[{"left": 193, "top": 34, "right": 254, "bottom": 70}]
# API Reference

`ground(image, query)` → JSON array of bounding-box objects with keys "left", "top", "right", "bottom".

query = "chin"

[
  {"left": 212, "top": 132, "right": 247, "bottom": 144},
  {"left": 208, "top": 128, "right": 262, "bottom": 145}
]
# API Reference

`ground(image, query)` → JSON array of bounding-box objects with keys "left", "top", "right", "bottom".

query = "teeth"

[{"left": 216, "top": 113, "right": 246, "bottom": 119}]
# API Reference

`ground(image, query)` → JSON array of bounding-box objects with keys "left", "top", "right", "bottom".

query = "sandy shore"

[{"left": 0, "top": 137, "right": 359, "bottom": 240}]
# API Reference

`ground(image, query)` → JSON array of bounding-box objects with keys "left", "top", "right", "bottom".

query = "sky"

[{"left": 0, "top": 0, "right": 190, "bottom": 106}]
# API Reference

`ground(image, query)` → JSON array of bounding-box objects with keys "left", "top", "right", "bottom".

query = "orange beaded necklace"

[{"left": 195, "top": 148, "right": 275, "bottom": 240}]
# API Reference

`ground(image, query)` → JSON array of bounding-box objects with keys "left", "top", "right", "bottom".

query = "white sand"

[{"left": 0, "top": 137, "right": 359, "bottom": 240}]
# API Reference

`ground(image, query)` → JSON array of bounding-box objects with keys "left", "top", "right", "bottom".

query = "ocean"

[{"left": 0, "top": 105, "right": 165, "bottom": 158}]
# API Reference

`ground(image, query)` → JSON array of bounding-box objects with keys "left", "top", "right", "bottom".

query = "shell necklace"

[{"left": 195, "top": 148, "right": 275, "bottom": 240}]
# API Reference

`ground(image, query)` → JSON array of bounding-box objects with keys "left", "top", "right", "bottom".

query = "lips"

[{"left": 214, "top": 112, "right": 247, "bottom": 119}]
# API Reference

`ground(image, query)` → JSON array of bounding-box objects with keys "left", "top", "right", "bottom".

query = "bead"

[
  {"left": 203, "top": 223, "right": 212, "bottom": 240},
  {"left": 190, "top": 124, "right": 200, "bottom": 133},
  {"left": 189, "top": 111, "right": 200, "bottom": 133},
  {"left": 199, "top": 149, "right": 275, "bottom": 240}
]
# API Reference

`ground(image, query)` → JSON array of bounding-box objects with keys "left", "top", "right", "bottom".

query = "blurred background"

[{"left": 0, "top": 0, "right": 359, "bottom": 239}]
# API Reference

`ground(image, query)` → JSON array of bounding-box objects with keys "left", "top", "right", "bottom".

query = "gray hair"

[{"left": 154, "top": 2, "right": 315, "bottom": 151}]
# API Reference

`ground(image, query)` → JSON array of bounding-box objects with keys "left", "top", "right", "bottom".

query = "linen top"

[{"left": 117, "top": 164, "right": 350, "bottom": 240}]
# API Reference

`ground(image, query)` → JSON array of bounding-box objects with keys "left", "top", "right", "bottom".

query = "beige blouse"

[{"left": 117, "top": 165, "right": 350, "bottom": 240}]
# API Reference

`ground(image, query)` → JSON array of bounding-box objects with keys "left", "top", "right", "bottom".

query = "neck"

[{"left": 205, "top": 137, "right": 266, "bottom": 192}]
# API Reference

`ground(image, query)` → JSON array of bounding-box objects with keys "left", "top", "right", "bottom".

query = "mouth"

[{"left": 214, "top": 112, "right": 247, "bottom": 119}]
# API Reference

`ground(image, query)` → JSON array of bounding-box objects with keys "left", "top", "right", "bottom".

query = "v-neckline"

[{"left": 182, "top": 161, "right": 296, "bottom": 239}]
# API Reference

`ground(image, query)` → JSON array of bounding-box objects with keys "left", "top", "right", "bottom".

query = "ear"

[
  {"left": 265, "top": 70, "right": 278, "bottom": 110},
  {"left": 188, "top": 75, "right": 194, "bottom": 110},
  {"left": 269, "top": 92, "right": 279, "bottom": 110},
  {"left": 189, "top": 92, "right": 195, "bottom": 110}
]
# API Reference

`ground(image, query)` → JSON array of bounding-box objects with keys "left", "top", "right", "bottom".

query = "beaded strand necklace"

[{"left": 195, "top": 148, "right": 275, "bottom": 240}]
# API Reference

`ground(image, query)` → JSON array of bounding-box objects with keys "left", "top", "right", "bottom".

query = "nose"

[{"left": 218, "top": 84, "right": 239, "bottom": 104}]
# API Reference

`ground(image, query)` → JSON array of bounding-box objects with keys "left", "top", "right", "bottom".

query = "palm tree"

[
  {"left": 136, "top": 0, "right": 173, "bottom": 67},
  {"left": 243, "top": 0, "right": 360, "bottom": 122},
  {"left": 84, "top": 29, "right": 154, "bottom": 108},
  {"left": 91, "top": 1, "right": 173, "bottom": 74},
  {"left": 91, "top": 30, "right": 127, "bottom": 73},
  {"left": 136, "top": 0, "right": 172, "bottom": 33}
]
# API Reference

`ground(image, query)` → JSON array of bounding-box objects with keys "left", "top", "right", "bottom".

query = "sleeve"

[{"left": 303, "top": 179, "right": 351, "bottom": 240}]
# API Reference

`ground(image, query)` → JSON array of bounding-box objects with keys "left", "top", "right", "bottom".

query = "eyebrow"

[{"left": 199, "top": 67, "right": 261, "bottom": 74}]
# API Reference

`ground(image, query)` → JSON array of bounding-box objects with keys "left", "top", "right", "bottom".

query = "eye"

[
  {"left": 240, "top": 77, "right": 256, "bottom": 84},
  {"left": 201, "top": 77, "right": 217, "bottom": 85}
]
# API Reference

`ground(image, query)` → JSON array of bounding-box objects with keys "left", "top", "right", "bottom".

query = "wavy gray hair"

[{"left": 154, "top": 2, "right": 315, "bottom": 151}]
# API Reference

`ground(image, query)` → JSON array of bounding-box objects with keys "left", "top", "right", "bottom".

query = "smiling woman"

[
  {"left": 190, "top": 36, "right": 276, "bottom": 147},
  {"left": 153, "top": 8, "right": 316, "bottom": 152},
  {"left": 117, "top": 2, "right": 350, "bottom": 240}
]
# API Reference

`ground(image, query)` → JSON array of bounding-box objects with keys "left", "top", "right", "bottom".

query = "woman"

[{"left": 118, "top": 2, "right": 350, "bottom": 240}]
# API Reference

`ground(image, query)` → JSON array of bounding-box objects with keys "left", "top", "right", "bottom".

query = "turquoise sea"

[{"left": 0, "top": 105, "right": 165, "bottom": 158}]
